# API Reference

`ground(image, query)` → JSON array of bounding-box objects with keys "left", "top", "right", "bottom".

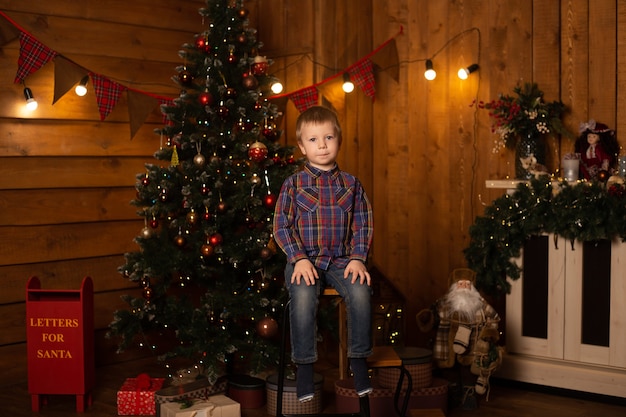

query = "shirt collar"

[{"left": 304, "top": 162, "right": 340, "bottom": 179}]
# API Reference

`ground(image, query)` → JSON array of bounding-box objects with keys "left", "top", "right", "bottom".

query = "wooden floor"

[{"left": 3, "top": 354, "right": 625, "bottom": 417}]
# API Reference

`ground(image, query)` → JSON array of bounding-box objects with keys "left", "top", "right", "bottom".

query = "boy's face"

[{"left": 297, "top": 121, "right": 340, "bottom": 171}]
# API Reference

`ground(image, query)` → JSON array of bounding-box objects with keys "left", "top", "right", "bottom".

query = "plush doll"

[
  {"left": 519, "top": 153, "right": 550, "bottom": 178},
  {"left": 417, "top": 269, "right": 502, "bottom": 396},
  {"left": 574, "top": 120, "right": 619, "bottom": 180}
]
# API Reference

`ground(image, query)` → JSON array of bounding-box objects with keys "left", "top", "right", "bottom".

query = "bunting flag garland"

[
  {"left": 91, "top": 73, "right": 127, "bottom": 121},
  {"left": 0, "top": 8, "right": 403, "bottom": 135},
  {"left": 289, "top": 86, "right": 319, "bottom": 113},
  {"left": 371, "top": 38, "right": 400, "bottom": 82},
  {"left": 128, "top": 90, "right": 159, "bottom": 139},
  {"left": 14, "top": 32, "right": 57, "bottom": 84},
  {"left": 53, "top": 56, "right": 89, "bottom": 104},
  {"left": 348, "top": 58, "right": 376, "bottom": 100}
]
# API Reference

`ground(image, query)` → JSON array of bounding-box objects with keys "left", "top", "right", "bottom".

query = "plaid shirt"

[{"left": 273, "top": 163, "right": 373, "bottom": 270}]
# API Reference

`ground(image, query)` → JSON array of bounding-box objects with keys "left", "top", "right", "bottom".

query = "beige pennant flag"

[
  {"left": 127, "top": 90, "right": 158, "bottom": 139},
  {"left": 371, "top": 38, "right": 399, "bottom": 82},
  {"left": 0, "top": 16, "right": 19, "bottom": 46},
  {"left": 317, "top": 76, "right": 345, "bottom": 115},
  {"left": 53, "top": 56, "right": 88, "bottom": 104}
]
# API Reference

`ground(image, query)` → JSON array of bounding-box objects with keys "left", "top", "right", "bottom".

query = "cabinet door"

[
  {"left": 506, "top": 234, "right": 565, "bottom": 360},
  {"left": 564, "top": 239, "right": 626, "bottom": 369}
]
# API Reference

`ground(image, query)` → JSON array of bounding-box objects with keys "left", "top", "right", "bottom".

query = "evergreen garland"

[{"left": 464, "top": 176, "right": 626, "bottom": 296}]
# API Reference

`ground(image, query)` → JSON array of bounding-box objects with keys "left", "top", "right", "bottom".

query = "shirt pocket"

[
  {"left": 336, "top": 188, "right": 354, "bottom": 213},
  {"left": 296, "top": 187, "right": 319, "bottom": 212}
]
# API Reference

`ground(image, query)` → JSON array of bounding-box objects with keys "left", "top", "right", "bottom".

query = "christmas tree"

[{"left": 108, "top": 0, "right": 300, "bottom": 381}]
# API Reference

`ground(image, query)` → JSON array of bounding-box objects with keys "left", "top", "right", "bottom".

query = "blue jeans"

[{"left": 285, "top": 262, "right": 372, "bottom": 364}]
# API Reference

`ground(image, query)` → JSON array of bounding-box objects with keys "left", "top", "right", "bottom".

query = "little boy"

[{"left": 273, "top": 106, "right": 374, "bottom": 402}]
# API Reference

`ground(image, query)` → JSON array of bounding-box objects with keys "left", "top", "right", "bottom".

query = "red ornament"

[
  {"left": 256, "top": 317, "right": 278, "bottom": 339},
  {"left": 195, "top": 36, "right": 211, "bottom": 53},
  {"left": 242, "top": 72, "right": 259, "bottom": 90},
  {"left": 198, "top": 90, "right": 213, "bottom": 106},
  {"left": 141, "top": 175, "right": 150, "bottom": 186},
  {"left": 203, "top": 207, "right": 212, "bottom": 221},
  {"left": 262, "top": 123, "right": 278, "bottom": 141},
  {"left": 209, "top": 233, "right": 223, "bottom": 246},
  {"left": 263, "top": 193, "right": 277, "bottom": 208},
  {"left": 251, "top": 56, "right": 269, "bottom": 76},
  {"left": 248, "top": 141, "right": 268, "bottom": 162},
  {"left": 149, "top": 218, "right": 159, "bottom": 229}
]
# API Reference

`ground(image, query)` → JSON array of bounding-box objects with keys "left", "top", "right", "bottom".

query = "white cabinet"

[{"left": 499, "top": 234, "right": 626, "bottom": 398}]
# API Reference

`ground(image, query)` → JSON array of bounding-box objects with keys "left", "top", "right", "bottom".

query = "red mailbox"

[{"left": 26, "top": 276, "right": 95, "bottom": 412}]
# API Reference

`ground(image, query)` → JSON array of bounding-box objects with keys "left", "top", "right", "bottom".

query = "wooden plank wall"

[
  {"left": 0, "top": 0, "right": 623, "bottom": 379},
  {"left": 0, "top": 0, "right": 205, "bottom": 382},
  {"left": 368, "top": 0, "right": 624, "bottom": 347}
]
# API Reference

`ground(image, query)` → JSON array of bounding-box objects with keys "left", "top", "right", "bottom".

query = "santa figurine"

[{"left": 417, "top": 269, "right": 502, "bottom": 398}]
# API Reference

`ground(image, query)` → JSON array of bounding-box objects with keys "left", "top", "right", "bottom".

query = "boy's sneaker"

[
  {"left": 296, "top": 363, "right": 314, "bottom": 403},
  {"left": 350, "top": 358, "right": 372, "bottom": 397}
]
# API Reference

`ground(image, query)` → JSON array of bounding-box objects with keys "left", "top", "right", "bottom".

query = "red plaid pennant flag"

[
  {"left": 349, "top": 59, "right": 376, "bottom": 100},
  {"left": 91, "top": 73, "right": 127, "bottom": 120},
  {"left": 289, "top": 86, "right": 319, "bottom": 112},
  {"left": 14, "top": 32, "right": 58, "bottom": 84}
]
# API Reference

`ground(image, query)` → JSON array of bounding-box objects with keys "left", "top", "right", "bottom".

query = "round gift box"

[
  {"left": 335, "top": 377, "right": 447, "bottom": 417},
  {"left": 378, "top": 347, "right": 433, "bottom": 389},
  {"left": 227, "top": 374, "right": 265, "bottom": 409},
  {"left": 266, "top": 373, "right": 323, "bottom": 415}
]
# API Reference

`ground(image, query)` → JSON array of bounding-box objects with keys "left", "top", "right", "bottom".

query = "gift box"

[
  {"left": 266, "top": 373, "right": 323, "bottom": 416},
  {"left": 117, "top": 373, "right": 166, "bottom": 415},
  {"left": 334, "top": 377, "right": 448, "bottom": 417},
  {"left": 160, "top": 395, "right": 240, "bottom": 417},
  {"left": 378, "top": 347, "right": 433, "bottom": 389},
  {"left": 154, "top": 377, "right": 228, "bottom": 417}
]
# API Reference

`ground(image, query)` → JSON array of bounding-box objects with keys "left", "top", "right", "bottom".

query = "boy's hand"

[
  {"left": 291, "top": 259, "right": 319, "bottom": 285},
  {"left": 344, "top": 260, "right": 371, "bottom": 285}
]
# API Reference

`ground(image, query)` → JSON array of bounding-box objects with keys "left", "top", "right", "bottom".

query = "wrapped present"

[
  {"left": 117, "top": 373, "right": 165, "bottom": 415},
  {"left": 154, "top": 376, "right": 228, "bottom": 417},
  {"left": 160, "top": 395, "right": 240, "bottom": 417}
]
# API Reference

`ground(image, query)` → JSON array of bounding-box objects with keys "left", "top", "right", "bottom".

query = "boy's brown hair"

[{"left": 295, "top": 106, "right": 342, "bottom": 145}]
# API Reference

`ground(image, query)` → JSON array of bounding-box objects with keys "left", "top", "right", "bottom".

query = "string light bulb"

[
  {"left": 458, "top": 63, "right": 479, "bottom": 80},
  {"left": 342, "top": 72, "right": 355, "bottom": 93},
  {"left": 23, "top": 86, "right": 38, "bottom": 111},
  {"left": 270, "top": 79, "right": 283, "bottom": 94},
  {"left": 424, "top": 59, "right": 436, "bottom": 81},
  {"left": 75, "top": 75, "right": 89, "bottom": 96}
]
